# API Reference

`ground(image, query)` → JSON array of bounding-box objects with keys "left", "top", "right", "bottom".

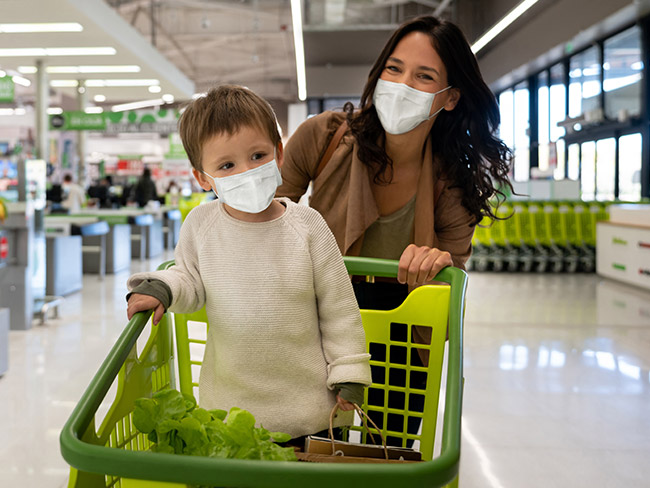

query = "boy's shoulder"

[
  {"left": 183, "top": 198, "right": 221, "bottom": 227},
  {"left": 281, "top": 198, "right": 332, "bottom": 239}
]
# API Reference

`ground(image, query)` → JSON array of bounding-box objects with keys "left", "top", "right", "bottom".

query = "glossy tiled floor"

[{"left": 2, "top": 258, "right": 649, "bottom": 487}]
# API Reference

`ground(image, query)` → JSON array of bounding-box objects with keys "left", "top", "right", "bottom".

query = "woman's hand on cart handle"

[
  {"left": 398, "top": 244, "right": 453, "bottom": 286},
  {"left": 336, "top": 393, "right": 356, "bottom": 412},
  {"left": 127, "top": 293, "right": 165, "bottom": 325}
]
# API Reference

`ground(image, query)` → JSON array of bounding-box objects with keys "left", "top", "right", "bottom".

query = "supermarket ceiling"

[
  {"left": 0, "top": 0, "right": 457, "bottom": 110},
  {"left": 0, "top": 0, "right": 196, "bottom": 108}
]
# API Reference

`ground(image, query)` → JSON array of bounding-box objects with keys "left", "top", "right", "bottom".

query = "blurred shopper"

[
  {"left": 132, "top": 167, "right": 158, "bottom": 208},
  {"left": 61, "top": 173, "right": 85, "bottom": 213}
]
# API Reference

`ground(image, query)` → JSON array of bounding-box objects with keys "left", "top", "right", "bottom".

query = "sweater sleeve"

[
  {"left": 126, "top": 207, "right": 206, "bottom": 313},
  {"left": 276, "top": 111, "right": 344, "bottom": 202},
  {"left": 305, "top": 208, "right": 371, "bottom": 389},
  {"left": 434, "top": 185, "right": 476, "bottom": 270}
]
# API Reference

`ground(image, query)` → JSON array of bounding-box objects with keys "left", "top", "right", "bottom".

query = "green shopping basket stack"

[{"left": 60, "top": 257, "right": 468, "bottom": 488}]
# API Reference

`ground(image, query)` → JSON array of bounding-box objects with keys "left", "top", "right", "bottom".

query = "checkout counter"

[{"left": 44, "top": 216, "right": 110, "bottom": 293}]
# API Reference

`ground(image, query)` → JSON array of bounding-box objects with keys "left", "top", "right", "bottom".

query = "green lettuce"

[{"left": 132, "top": 389, "right": 296, "bottom": 462}]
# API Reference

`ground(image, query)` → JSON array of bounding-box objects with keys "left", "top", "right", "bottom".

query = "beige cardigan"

[{"left": 277, "top": 111, "right": 475, "bottom": 269}]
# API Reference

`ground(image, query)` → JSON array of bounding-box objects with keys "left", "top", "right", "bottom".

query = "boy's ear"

[
  {"left": 192, "top": 168, "right": 214, "bottom": 193},
  {"left": 275, "top": 141, "right": 284, "bottom": 169}
]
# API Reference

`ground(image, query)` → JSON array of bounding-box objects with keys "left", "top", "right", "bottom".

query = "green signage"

[
  {"left": 49, "top": 110, "right": 106, "bottom": 131},
  {"left": 0, "top": 76, "right": 14, "bottom": 103}
]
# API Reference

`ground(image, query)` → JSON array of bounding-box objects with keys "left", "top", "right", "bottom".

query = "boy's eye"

[
  {"left": 251, "top": 152, "right": 267, "bottom": 161},
  {"left": 218, "top": 162, "right": 234, "bottom": 171}
]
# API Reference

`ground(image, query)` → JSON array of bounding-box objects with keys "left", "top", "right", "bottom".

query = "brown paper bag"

[{"left": 296, "top": 404, "right": 422, "bottom": 464}]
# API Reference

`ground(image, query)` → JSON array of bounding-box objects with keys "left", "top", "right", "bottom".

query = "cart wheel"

[
  {"left": 492, "top": 260, "right": 503, "bottom": 272},
  {"left": 551, "top": 261, "right": 564, "bottom": 273},
  {"left": 566, "top": 260, "right": 578, "bottom": 273},
  {"left": 521, "top": 260, "right": 533, "bottom": 273}
]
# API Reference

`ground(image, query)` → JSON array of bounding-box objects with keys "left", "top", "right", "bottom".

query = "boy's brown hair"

[{"left": 178, "top": 84, "right": 282, "bottom": 171}]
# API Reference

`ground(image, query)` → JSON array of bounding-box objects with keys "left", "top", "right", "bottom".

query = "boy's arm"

[
  {"left": 127, "top": 209, "right": 206, "bottom": 313},
  {"left": 307, "top": 210, "right": 371, "bottom": 389}
]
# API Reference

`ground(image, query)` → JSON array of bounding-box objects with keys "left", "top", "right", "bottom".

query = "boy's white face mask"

[
  {"left": 202, "top": 159, "right": 282, "bottom": 214},
  {"left": 372, "top": 78, "right": 451, "bottom": 135}
]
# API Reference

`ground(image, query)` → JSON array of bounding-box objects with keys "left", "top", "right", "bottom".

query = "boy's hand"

[
  {"left": 127, "top": 293, "right": 165, "bottom": 325},
  {"left": 336, "top": 392, "right": 355, "bottom": 411}
]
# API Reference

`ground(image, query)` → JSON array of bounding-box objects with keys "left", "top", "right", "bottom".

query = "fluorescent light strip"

[
  {"left": 50, "top": 80, "right": 79, "bottom": 87},
  {"left": 0, "top": 23, "right": 83, "bottom": 33},
  {"left": 19, "top": 65, "right": 141, "bottom": 74},
  {"left": 84, "top": 107, "right": 104, "bottom": 114},
  {"left": 112, "top": 98, "right": 164, "bottom": 112},
  {"left": 471, "top": 0, "right": 539, "bottom": 54},
  {"left": 290, "top": 0, "right": 307, "bottom": 101},
  {"left": 12, "top": 75, "right": 31, "bottom": 87},
  {"left": 0, "top": 47, "right": 116, "bottom": 57},
  {"left": 47, "top": 107, "right": 63, "bottom": 115},
  {"left": 85, "top": 79, "right": 159, "bottom": 87}
]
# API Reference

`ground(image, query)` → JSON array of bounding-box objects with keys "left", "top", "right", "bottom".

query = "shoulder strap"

[{"left": 315, "top": 120, "right": 348, "bottom": 178}]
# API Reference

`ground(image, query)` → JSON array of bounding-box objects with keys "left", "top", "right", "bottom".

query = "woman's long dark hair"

[{"left": 345, "top": 15, "right": 512, "bottom": 225}]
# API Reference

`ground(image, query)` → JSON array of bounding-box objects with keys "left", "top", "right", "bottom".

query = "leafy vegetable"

[{"left": 132, "top": 389, "right": 296, "bottom": 462}]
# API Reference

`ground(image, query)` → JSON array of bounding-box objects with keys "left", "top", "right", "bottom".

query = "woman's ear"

[
  {"left": 445, "top": 88, "right": 461, "bottom": 111},
  {"left": 275, "top": 141, "right": 284, "bottom": 170},
  {"left": 192, "top": 168, "right": 214, "bottom": 193}
]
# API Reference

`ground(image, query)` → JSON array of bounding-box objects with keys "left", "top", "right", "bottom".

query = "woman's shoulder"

[{"left": 288, "top": 111, "right": 348, "bottom": 146}]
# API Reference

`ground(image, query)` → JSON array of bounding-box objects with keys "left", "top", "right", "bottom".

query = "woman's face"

[{"left": 379, "top": 31, "right": 458, "bottom": 114}]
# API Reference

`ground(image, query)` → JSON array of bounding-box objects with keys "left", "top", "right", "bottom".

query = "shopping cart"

[{"left": 60, "top": 257, "right": 467, "bottom": 488}]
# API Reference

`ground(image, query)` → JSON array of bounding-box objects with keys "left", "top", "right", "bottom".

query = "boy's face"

[{"left": 193, "top": 124, "right": 283, "bottom": 194}]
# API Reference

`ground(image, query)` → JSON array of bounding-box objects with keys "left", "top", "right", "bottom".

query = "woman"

[{"left": 278, "top": 15, "right": 512, "bottom": 308}]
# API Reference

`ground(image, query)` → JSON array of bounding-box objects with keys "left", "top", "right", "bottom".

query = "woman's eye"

[
  {"left": 419, "top": 73, "right": 434, "bottom": 81},
  {"left": 385, "top": 65, "right": 400, "bottom": 73}
]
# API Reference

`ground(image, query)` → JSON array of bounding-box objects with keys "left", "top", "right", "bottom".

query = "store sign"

[
  {"left": 0, "top": 76, "right": 14, "bottom": 103},
  {"left": 49, "top": 111, "right": 107, "bottom": 131},
  {"left": 116, "top": 158, "right": 144, "bottom": 176},
  {"left": 103, "top": 108, "right": 179, "bottom": 135}
]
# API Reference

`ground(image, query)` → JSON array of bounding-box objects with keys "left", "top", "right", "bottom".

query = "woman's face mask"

[
  {"left": 372, "top": 78, "right": 451, "bottom": 135},
  {"left": 202, "top": 158, "right": 282, "bottom": 214}
]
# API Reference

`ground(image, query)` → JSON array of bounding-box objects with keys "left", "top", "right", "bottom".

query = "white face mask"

[
  {"left": 372, "top": 78, "right": 452, "bottom": 135},
  {"left": 202, "top": 158, "right": 282, "bottom": 214}
]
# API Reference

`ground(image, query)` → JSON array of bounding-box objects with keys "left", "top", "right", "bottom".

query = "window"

[
  {"left": 618, "top": 133, "right": 642, "bottom": 201},
  {"left": 568, "top": 143, "right": 580, "bottom": 181},
  {"left": 549, "top": 64, "right": 566, "bottom": 180},
  {"left": 604, "top": 26, "right": 642, "bottom": 120},
  {"left": 581, "top": 141, "right": 596, "bottom": 201},
  {"left": 596, "top": 138, "right": 616, "bottom": 200},
  {"left": 513, "top": 81, "right": 530, "bottom": 182},
  {"left": 569, "top": 47, "right": 601, "bottom": 120},
  {"left": 537, "top": 71, "right": 550, "bottom": 172}
]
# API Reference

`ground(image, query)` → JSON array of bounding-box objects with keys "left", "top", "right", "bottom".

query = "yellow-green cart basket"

[{"left": 60, "top": 257, "right": 467, "bottom": 488}]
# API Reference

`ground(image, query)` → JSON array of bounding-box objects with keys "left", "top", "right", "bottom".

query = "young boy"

[{"left": 126, "top": 85, "right": 371, "bottom": 439}]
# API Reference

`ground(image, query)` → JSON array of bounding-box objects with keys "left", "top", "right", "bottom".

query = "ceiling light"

[
  {"left": 85, "top": 79, "right": 159, "bottom": 87},
  {"left": 471, "top": 0, "right": 539, "bottom": 54},
  {"left": 94, "top": 94, "right": 106, "bottom": 102},
  {"left": 0, "top": 47, "right": 116, "bottom": 57},
  {"left": 112, "top": 98, "right": 164, "bottom": 112},
  {"left": 192, "top": 92, "right": 206, "bottom": 99},
  {"left": 18, "top": 66, "right": 37, "bottom": 74},
  {"left": 148, "top": 85, "right": 162, "bottom": 93},
  {"left": 23, "top": 65, "right": 141, "bottom": 74},
  {"left": 0, "top": 23, "right": 83, "bottom": 33},
  {"left": 291, "top": 0, "right": 307, "bottom": 101},
  {"left": 0, "top": 108, "right": 15, "bottom": 115},
  {"left": 11, "top": 75, "right": 30, "bottom": 87},
  {"left": 14, "top": 108, "right": 26, "bottom": 115},
  {"left": 85, "top": 106, "right": 104, "bottom": 114},
  {"left": 162, "top": 94, "right": 174, "bottom": 103},
  {"left": 50, "top": 80, "right": 79, "bottom": 87},
  {"left": 0, "top": 70, "right": 5, "bottom": 77},
  {"left": 47, "top": 107, "right": 63, "bottom": 115}
]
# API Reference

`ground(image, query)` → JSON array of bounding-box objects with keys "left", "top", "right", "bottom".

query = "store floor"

[{"left": 2, "top": 255, "right": 649, "bottom": 488}]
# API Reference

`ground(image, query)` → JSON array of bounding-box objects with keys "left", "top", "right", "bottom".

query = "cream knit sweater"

[{"left": 127, "top": 198, "right": 371, "bottom": 438}]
